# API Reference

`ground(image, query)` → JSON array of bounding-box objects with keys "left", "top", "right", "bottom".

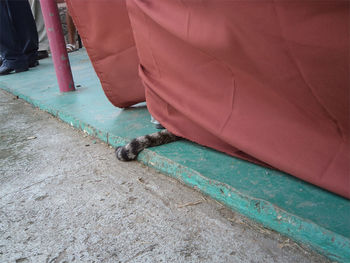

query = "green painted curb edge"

[
  {"left": 1, "top": 86, "right": 349, "bottom": 263},
  {"left": 136, "top": 151, "right": 350, "bottom": 263}
]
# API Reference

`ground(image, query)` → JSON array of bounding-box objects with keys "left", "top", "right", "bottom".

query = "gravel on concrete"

[{"left": 0, "top": 89, "right": 331, "bottom": 263}]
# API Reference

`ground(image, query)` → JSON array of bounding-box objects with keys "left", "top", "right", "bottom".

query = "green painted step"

[{"left": 1, "top": 49, "right": 349, "bottom": 263}]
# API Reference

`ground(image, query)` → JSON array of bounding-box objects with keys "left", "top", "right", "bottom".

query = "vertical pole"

[{"left": 39, "top": 0, "right": 75, "bottom": 92}]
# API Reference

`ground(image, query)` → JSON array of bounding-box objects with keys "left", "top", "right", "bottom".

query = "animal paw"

[{"left": 115, "top": 146, "right": 137, "bottom": 161}]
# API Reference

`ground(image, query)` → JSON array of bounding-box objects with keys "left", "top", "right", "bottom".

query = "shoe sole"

[
  {"left": 29, "top": 61, "right": 39, "bottom": 68},
  {"left": 15, "top": 68, "right": 29, "bottom": 73}
]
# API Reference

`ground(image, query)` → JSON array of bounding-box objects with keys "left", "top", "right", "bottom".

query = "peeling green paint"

[{"left": 0, "top": 49, "right": 349, "bottom": 263}]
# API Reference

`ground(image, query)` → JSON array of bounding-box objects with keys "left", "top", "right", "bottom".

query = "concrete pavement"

[{"left": 0, "top": 90, "right": 331, "bottom": 263}]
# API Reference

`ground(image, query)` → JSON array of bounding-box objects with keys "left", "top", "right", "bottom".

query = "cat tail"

[{"left": 115, "top": 129, "right": 179, "bottom": 161}]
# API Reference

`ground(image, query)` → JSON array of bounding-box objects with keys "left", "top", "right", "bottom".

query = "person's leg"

[
  {"left": 65, "top": 10, "right": 78, "bottom": 52},
  {"left": 66, "top": 12, "right": 76, "bottom": 46},
  {"left": 0, "top": 0, "right": 29, "bottom": 72},
  {"left": 29, "top": 0, "right": 49, "bottom": 56},
  {"left": 8, "top": 0, "right": 39, "bottom": 66}
]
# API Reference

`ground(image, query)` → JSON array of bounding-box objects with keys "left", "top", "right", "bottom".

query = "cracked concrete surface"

[{"left": 0, "top": 89, "right": 330, "bottom": 263}]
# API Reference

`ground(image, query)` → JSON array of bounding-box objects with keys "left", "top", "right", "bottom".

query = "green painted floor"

[{"left": 1, "top": 49, "right": 349, "bottom": 263}]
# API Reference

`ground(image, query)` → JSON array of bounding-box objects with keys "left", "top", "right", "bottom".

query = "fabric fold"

[{"left": 67, "top": 0, "right": 349, "bottom": 198}]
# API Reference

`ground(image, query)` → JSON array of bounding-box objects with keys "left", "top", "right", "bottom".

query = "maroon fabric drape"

[
  {"left": 66, "top": 0, "right": 145, "bottom": 108},
  {"left": 67, "top": 0, "right": 349, "bottom": 199}
]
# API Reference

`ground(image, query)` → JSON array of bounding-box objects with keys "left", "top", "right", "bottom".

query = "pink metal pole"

[{"left": 39, "top": 0, "right": 75, "bottom": 92}]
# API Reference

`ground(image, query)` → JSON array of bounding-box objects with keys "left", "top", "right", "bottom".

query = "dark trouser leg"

[
  {"left": 0, "top": 0, "right": 38, "bottom": 69},
  {"left": 0, "top": 0, "right": 27, "bottom": 69},
  {"left": 9, "top": 0, "right": 39, "bottom": 65}
]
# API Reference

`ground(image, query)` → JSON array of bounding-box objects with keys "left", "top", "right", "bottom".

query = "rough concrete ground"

[{"left": 0, "top": 89, "right": 330, "bottom": 263}]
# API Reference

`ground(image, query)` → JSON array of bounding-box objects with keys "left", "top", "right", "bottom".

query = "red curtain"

[{"left": 67, "top": 0, "right": 349, "bottom": 199}]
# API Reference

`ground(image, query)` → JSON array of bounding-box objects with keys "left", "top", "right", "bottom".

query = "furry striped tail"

[{"left": 115, "top": 129, "right": 179, "bottom": 161}]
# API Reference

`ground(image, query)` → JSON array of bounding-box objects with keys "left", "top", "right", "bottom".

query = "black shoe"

[
  {"left": 37, "top": 50, "right": 49, "bottom": 60},
  {"left": 0, "top": 65, "right": 28, "bottom": 75},
  {"left": 29, "top": 60, "right": 39, "bottom": 68}
]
